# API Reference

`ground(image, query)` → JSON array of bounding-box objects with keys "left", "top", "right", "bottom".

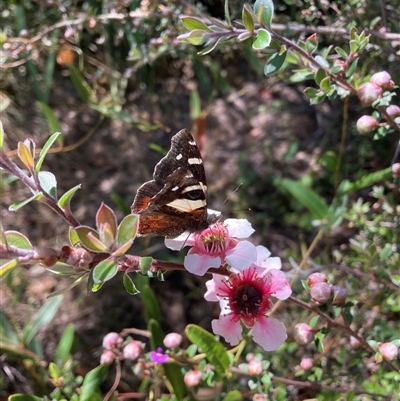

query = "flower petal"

[
  {"left": 225, "top": 219, "right": 255, "bottom": 238},
  {"left": 225, "top": 240, "right": 257, "bottom": 271},
  {"left": 260, "top": 256, "right": 282, "bottom": 270},
  {"left": 165, "top": 233, "right": 195, "bottom": 250},
  {"left": 255, "top": 245, "right": 271, "bottom": 264},
  {"left": 252, "top": 316, "right": 287, "bottom": 351},
  {"left": 267, "top": 269, "right": 292, "bottom": 299},
  {"left": 212, "top": 315, "right": 242, "bottom": 346},
  {"left": 184, "top": 254, "right": 221, "bottom": 276},
  {"left": 205, "top": 274, "right": 226, "bottom": 301}
]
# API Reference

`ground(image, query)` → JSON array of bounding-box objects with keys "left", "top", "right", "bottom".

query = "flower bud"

[
  {"left": 356, "top": 115, "right": 378, "bottom": 135},
  {"left": 163, "top": 332, "right": 183, "bottom": 348},
  {"left": 294, "top": 323, "right": 314, "bottom": 344},
  {"left": 370, "top": 71, "right": 394, "bottom": 90},
  {"left": 350, "top": 336, "right": 361, "bottom": 348},
  {"left": 332, "top": 285, "right": 347, "bottom": 305},
  {"left": 310, "top": 282, "right": 333, "bottom": 305},
  {"left": 378, "top": 342, "right": 398, "bottom": 361},
  {"left": 386, "top": 105, "right": 400, "bottom": 119},
  {"left": 247, "top": 359, "right": 263, "bottom": 375},
  {"left": 306, "top": 272, "right": 327, "bottom": 287},
  {"left": 184, "top": 370, "right": 202, "bottom": 387},
  {"left": 253, "top": 395, "right": 268, "bottom": 401},
  {"left": 392, "top": 163, "right": 400, "bottom": 179},
  {"left": 357, "top": 82, "right": 383, "bottom": 106},
  {"left": 123, "top": 340, "right": 144, "bottom": 360},
  {"left": 333, "top": 59, "right": 348, "bottom": 70},
  {"left": 300, "top": 357, "right": 314, "bottom": 370},
  {"left": 102, "top": 332, "right": 123, "bottom": 350},
  {"left": 100, "top": 350, "right": 115, "bottom": 366}
]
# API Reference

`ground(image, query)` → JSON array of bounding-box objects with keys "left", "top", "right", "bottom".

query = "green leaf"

[
  {"left": 334, "top": 46, "right": 348, "bottom": 59},
  {"left": 22, "top": 295, "right": 63, "bottom": 346},
  {"left": 54, "top": 323, "right": 75, "bottom": 362},
  {"left": 189, "top": 89, "right": 201, "bottom": 119},
  {"left": 320, "top": 76, "right": 331, "bottom": 92},
  {"left": 9, "top": 395, "right": 42, "bottom": 401},
  {"left": 264, "top": 50, "right": 287, "bottom": 76},
  {"left": 9, "top": 192, "right": 43, "bottom": 211},
  {"left": 58, "top": 184, "right": 81, "bottom": 210},
  {"left": 0, "top": 259, "right": 19, "bottom": 278},
  {"left": 289, "top": 70, "right": 314, "bottom": 83},
  {"left": 140, "top": 284, "right": 160, "bottom": 322},
  {"left": 315, "top": 68, "right": 327, "bottom": 86},
  {"left": 181, "top": 17, "right": 212, "bottom": 32},
  {"left": 180, "top": 29, "right": 209, "bottom": 46},
  {"left": 242, "top": 3, "right": 255, "bottom": 32},
  {"left": 37, "top": 102, "right": 62, "bottom": 136},
  {"left": 197, "top": 37, "right": 224, "bottom": 56},
  {"left": 0, "top": 120, "right": 4, "bottom": 149},
  {"left": 280, "top": 179, "right": 329, "bottom": 219},
  {"left": 186, "top": 324, "right": 230, "bottom": 381},
  {"left": 75, "top": 226, "right": 106, "bottom": 252},
  {"left": 38, "top": 171, "right": 57, "bottom": 199},
  {"left": 310, "top": 93, "right": 326, "bottom": 104},
  {"left": 92, "top": 259, "right": 118, "bottom": 284},
  {"left": 0, "top": 309, "right": 19, "bottom": 345},
  {"left": 139, "top": 257, "right": 153, "bottom": 274},
  {"left": 224, "top": 0, "right": 231, "bottom": 26},
  {"left": 123, "top": 272, "right": 139, "bottom": 295},
  {"left": 35, "top": 132, "right": 62, "bottom": 172},
  {"left": 222, "top": 390, "right": 242, "bottom": 401},
  {"left": 96, "top": 203, "right": 117, "bottom": 238},
  {"left": 252, "top": 28, "right": 271, "bottom": 50},
  {"left": 338, "top": 168, "right": 392, "bottom": 195},
  {"left": 148, "top": 320, "right": 187, "bottom": 401},
  {"left": 67, "top": 65, "right": 91, "bottom": 102},
  {"left": 4, "top": 231, "right": 33, "bottom": 249},
  {"left": 304, "top": 87, "right": 320, "bottom": 99},
  {"left": 116, "top": 214, "right": 139, "bottom": 247},
  {"left": 254, "top": 0, "right": 274, "bottom": 28},
  {"left": 18, "top": 141, "right": 34, "bottom": 171},
  {"left": 80, "top": 365, "right": 108, "bottom": 401}
]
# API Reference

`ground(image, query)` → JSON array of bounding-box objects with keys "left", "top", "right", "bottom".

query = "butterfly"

[{"left": 131, "top": 129, "right": 219, "bottom": 238}]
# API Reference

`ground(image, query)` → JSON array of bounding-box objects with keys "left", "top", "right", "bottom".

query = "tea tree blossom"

[
  {"left": 205, "top": 265, "right": 292, "bottom": 351},
  {"left": 165, "top": 219, "right": 258, "bottom": 276}
]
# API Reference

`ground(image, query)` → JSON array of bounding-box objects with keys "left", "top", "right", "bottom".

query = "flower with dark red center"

[
  {"left": 165, "top": 219, "right": 257, "bottom": 276},
  {"left": 205, "top": 266, "right": 292, "bottom": 351}
]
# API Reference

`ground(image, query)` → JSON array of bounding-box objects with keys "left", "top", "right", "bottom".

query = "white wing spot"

[
  {"left": 188, "top": 157, "right": 202, "bottom": 165},
  {"left": 172, "top": 186, "right": 179, "bottom": 191},
  {"left": 176, "top": 154, "right": 183, "bottom": 160},
  {"left": 167, "top": 199, "right": 206, "bottom": 212},
  {"left": 188, "top": 140, "right": 196, "bottom": 146},
  {"left": 182, "top": 185, "right": 203, "bottom": 193}
]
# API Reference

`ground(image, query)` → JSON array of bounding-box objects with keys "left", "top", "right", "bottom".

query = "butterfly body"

[{"left": 132, "top": 129, "right": 218, "bottom": 238}]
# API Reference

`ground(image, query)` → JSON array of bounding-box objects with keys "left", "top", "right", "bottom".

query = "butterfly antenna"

[{"left": 222, "top": 183, "right": 243, "bottom": 205}]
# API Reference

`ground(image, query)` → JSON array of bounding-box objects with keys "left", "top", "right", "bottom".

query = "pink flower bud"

[
  {"left": 247, "top": 359, "right": 263, "bottom": 375},
  {"left": 334, "top": 59, "right": 348, "bottom": 70},
  {"left": 300, "top": 357, "right": 314, "bottom": 370},
  {"left": 332, "top": 285, "right": 347, "bottom": 305},
  {"left": 253, "top": 394, "right": 268, "bottom": 401},
  {"left": 307, "top": 272, "right": 327, "bottom": 287},
  {"left": 310, "top": 282, "right": 333, "bottom": 305},
  {"left": 163, "top": 332, "right": 183, "bottom": 348},
  {"left": 392, "top": 163, "right": 400, "bottom": 179},
  {"left": 102, "top": 332, "right": 123, "bottom": 350},
  {"left": 370, "top": 71, "right": 394, "bottom": 90},
  {"left": 184, "top": 370, "right": 202, "bottom": 387},
  {"left": 100, "top": 350, "right": 115, "bottom": 366},
  {"left": 350, "top": 336, "right": 361, "bottom": 348},
  {"left": 378, "top": 342, "right": 399, "bottom": 361},
  {"left": 357, "top": 82, "right": 383, "bottom": 106},
  {"left": 294, "top": 323, "right": 314, "bottom": 344},
  {"left": 386, "top": 105, "right": 400, "bottom": 119},
  {"left": 123, "top": 341, "right": 144, "bottom": 360},
  {"left": 356, "top": 115, "right": 378, "bottom": 135}
]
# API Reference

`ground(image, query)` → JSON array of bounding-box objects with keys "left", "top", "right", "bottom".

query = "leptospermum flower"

[
  {"left": 165, "top": 219, "right": 257, "bottom": 276},
  {"left": 205, "top": 265, "right": 292, "bottom": 351}
]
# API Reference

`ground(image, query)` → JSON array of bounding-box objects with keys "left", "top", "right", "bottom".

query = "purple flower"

[{"left": 150, "top": 347, "right": 169, "bottom": 364}]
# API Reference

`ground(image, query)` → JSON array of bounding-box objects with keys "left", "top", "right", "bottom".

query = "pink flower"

[
  {"left": 150, "top": 347, "right": 169, "bottom": 364},
  {"left": 102, "top": 332, "right": 123, "bottom": 350},
  {"left": 205, "top": 266, "right": 292, "bottom": 351},
  {"left": 165, "top": 219, "right": 257, "bottom": 276},
  {"left": 184, "top": 370, "right": 202, "bottom": 387}
]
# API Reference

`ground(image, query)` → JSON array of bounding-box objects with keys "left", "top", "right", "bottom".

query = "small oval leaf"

[
  {"left": 92, "top": 258, "right": 118, "bottom": 284},
  {"left": 252, "top": 28, "right": 271, "bottom": 50}
]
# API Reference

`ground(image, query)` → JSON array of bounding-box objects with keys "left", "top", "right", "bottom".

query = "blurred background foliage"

[{"left": 1, "top": 0, "right": 399, "bottom": 399}]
